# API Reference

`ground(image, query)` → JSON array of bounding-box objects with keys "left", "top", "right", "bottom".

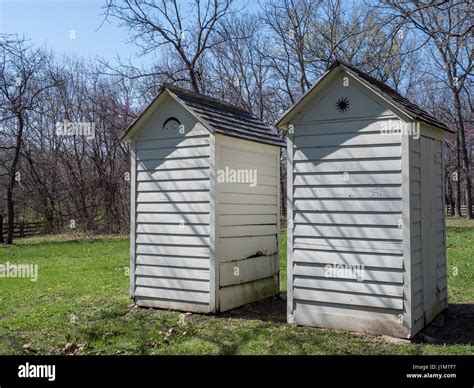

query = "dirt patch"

[
  {"left": 224, "top": 299, "right": 474, "bottom": 345},
  {"left": 220, "top": 294, "right": 287, "bottom": 324},
  {"left": 413, "top": 304, "right": 474, "bottom": 345}
]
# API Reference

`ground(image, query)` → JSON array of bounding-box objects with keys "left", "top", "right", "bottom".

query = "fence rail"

[
  {"left": 0, "top": 221, "right": 47, "bottom": 239},
  {"left": 445, "top": 205, "right": 474, "bottom": 216}
]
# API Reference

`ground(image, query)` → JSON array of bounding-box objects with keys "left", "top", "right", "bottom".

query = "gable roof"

[
  {"left": 276, "top": 60, "right": 451, "bottom": 132},
  {"left": 121, "top": 85, "right": 285, "bottom": 146}
]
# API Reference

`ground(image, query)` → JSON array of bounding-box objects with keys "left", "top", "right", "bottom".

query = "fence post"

[
  {"left": 0, "top": 214, "right": 4, "bottom": 243},
  {"left": 20, "top": 220, "right": 25, "bottom": 238}
]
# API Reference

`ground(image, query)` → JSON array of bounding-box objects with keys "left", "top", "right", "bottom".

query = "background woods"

[{"left": 0, "top": 0, "right": 472, "bottom": 244}]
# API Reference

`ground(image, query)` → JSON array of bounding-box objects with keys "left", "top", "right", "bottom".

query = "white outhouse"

[
  {"left": 277, "top": 61, "right": 451, "bottom": 338},
  {"left": 122, "top": 85, "right": 284, "bottom": 313}
]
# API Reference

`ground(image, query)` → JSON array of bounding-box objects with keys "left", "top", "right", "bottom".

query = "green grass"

[
  {"left": 445, "top": 218, "right": 474, "bottom": 304},
  {"left": 0, "top": 221, "right": 472, "bottom": 355}
]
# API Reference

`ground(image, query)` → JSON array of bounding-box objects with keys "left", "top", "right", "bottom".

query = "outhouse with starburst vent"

[{"left": 277, "top": 60, "right": 452, "bottom": 338}]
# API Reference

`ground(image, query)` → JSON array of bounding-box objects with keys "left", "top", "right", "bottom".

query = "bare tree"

[
  {"left": 0, "top": 38, "right": 54, "bottom": 243},
  {"left": 103, "top": 0, "right": 236, "bottom": 92},
  {"left": 379, "top": 0, "right": 473, "bottom": 218}
]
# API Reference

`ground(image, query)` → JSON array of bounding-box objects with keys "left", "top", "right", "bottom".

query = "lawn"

[{"left": 0, "top": 219, "right": 472, "bottom": 355}]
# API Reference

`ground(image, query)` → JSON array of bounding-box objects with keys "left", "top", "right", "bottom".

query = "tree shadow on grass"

[
  {"left": 221, "top": 297, "right": 474, "bottom": 348},
  {"left": 413, "top": 304, "right": 474, "bottom": 345},
  {"left": 219, "top": 294, "right": 287, "bottom": 324}
]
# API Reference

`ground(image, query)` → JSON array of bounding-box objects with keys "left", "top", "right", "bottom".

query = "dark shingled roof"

[
  {"left": 166, "top": 85, "right": 285, "bottom": 146},
  {"left": 122, "top": 84, "right": 285, "bottom": 146},
  {"left": 329, "top": 61, "right": 450, "bottom": 131},
  {"left": 276, "top": 60, "right": 451, "bottom": 132}
]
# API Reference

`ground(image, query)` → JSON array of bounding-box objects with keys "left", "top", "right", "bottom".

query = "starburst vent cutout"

[{"left": 336, "top": 97, "right": 350, "bottom": 112}]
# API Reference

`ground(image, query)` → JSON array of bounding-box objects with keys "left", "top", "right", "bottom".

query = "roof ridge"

[
  {"left": 326, "top": 60, "right": 449, "bottom": 131},
  {"left": 330, "top": 60, "right": 409, "bottom": 99},
  {"left": 160, "top": 84, "right": 285, "bottom": 147},
  {"left": 163, "top": 84, "right": 254, "bottom": 116}
]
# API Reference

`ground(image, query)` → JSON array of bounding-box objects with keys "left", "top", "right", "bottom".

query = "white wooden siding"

[
  {"left": 412, "top": 128, "right": 447, "bottom": 332},
  {"left": 132, "top": 96, "right": 211, "bottom": 311},
  {"left": 289, "top": 115, "right": 406, "bottom": 336},
  {"left": 282, "top": 68, "right": 447, "bottom": 337},
  {"left": 216, "top": 134, "right": 280, "bottom": 311}
]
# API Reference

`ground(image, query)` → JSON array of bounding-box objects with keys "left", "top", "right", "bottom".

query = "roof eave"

[
  {"left": 165, "top": 88, "right": 216, "bottom": 136},
  {"left": 120, "top": 86, "right": 168, "bottom": 143},
  {"left": 275, "top": 66, "right": 336, "bottom": 128},
  {"left": 276, "top": 62, "right": 450, "bottom": 133}
]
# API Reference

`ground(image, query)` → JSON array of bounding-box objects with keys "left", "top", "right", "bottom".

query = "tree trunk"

[
  {"left": 6, "top": 113, "right": 25, "bottom": 244},
  {"left": 447, "top": 178, "right": 455, "bottom": 216},
  {"left": 6, "top": 187, "right": 14, "bottom": 244},
  {"left": 454, "top": 130, "right": 462, "bottom": 217},
  {"left": 453, "top": 91, "right": 472, "bottom": 219},
  {"left": 189, "top": 69, "right": 200, "bottom": 93},
  {"left": 0, "top": 213, "right": 4, "bottom": 244}
]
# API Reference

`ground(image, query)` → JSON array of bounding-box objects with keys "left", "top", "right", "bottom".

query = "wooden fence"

[
  {"left": 445, "top": 205, "right": 474, "bottom": 216},
  {"left": 0, "top": 221, "right": 47, "bottom": 240}
]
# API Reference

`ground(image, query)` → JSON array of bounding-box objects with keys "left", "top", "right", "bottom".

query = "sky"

[
  {"left": 0, "top": 0, "right": 135, "bottom": 59},
  {"left": 0, "top": 0, "right": 258, "bottom": 68}
]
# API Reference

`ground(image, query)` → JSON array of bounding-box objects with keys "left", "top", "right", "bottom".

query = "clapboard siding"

[
  {"left": 135, "top": 135, "right": 210, "bottom": 149},
  {"left": 219, "top": 204, "right": 277, "bottom": 215},
  {"left": 216, "top": 134, "right": 280, "bottom": 310},
  {"left": 293, "top": 288, "right": 403, "bottom": 309},
  {"left": 293, "top": 277, "right": 404, "bottom": 297},
  {"left": 289, "top": 117, "right": 405, "bottom": 331},
  {"left": 136, "top": 224, "right": 209, "bottom": 235},
  {"left": 219, "top": 254, "right": 279, "bottom": 287},
  {"left": 294, "top": 159, "right": 401, "bottom": 173},
  {"left": 293, "top": 263, "right": 403, "bottom": 283},
  {"left": 294, "top": 224, "right": 402, "bottom": 240},
  {"left": 293, "top": 249, "right": 403, "bottom": 269},
  {"left": 294, "top": 212, "right": 401, "bottom": 226},
  {"left": 136, "top": 244, "right": 209, "bottom": 257},
  {"left": 136, "top": 213, "right": 209, "bottom": 224},
  {"left": 433, "top": 139, "right": 448, "bottom": 314},
  {"left": 293, "top": 132, "right": 401, "bottom": 148},
  {"left": 280, "top": 67, "right": 447, "bottom": 337},
  {"left": 294, "top": 172, "right": 402, "bottom": 186},
  {"left": 294, "top": 239, "right": 403, "bottom": 254},
  {"left": 294, "top": 186, "right": 402, "bottom": 199},
  {"left": 294, "top": 198, "right": 402, "bottom": 212},
  {"left": 136, "top": 144, "right": 210, "bottom": 160},
  {"left": 219, "top": 214, "right": 277, "bottom": 226},
  {"left": 134, "top": 286, "right": 209, "bottom": 304},
  {"left": 136, "top": 234, "right": 209, "bottom": 246},
  {"left": 135, "top": 276, "right": 210, "bottom": 292},
  {"left": 135, "top": 265, "right": 209, "bottom": 280},
  {"left": 137, "top": 157, "right": 209, "bottom": 172},
  {"left": 294, "top": 145, "right": 401, "bottom": 160},
  {"left": 293, "top": 301, "right": 408, "bottom": 337},
  {"left": 136, "top": 255, "right": 210, "bottom": 269},
  {"left": 411, "top": 131, "right": 447, "bottom": 331},
  {"left": 137, "top": 170, "right": 209, "bottom": 182},
  {"left": 411, "top": 138, "right": 423, "bottom": 324},
  {"left": 136, "top": 191, "right": 209, "bottom": 203},
  {"left": 132, "top": 97, "right": 212, "bottom": 311},
  {"left": 136, "top": 202, "right": 209, "bottom": 213}
]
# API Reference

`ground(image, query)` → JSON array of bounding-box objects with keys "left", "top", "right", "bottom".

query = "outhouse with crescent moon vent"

[
  {"left": 122, "top": 85, "right": 284, "bottom": 313},
  {"left": 276, "top": 60, "right": 452, "bottom": 338}
]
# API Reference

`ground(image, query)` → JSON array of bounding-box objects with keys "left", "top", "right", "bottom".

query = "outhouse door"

[{"left": 420, "top": 135, "right": 441, "bottom": 322}]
